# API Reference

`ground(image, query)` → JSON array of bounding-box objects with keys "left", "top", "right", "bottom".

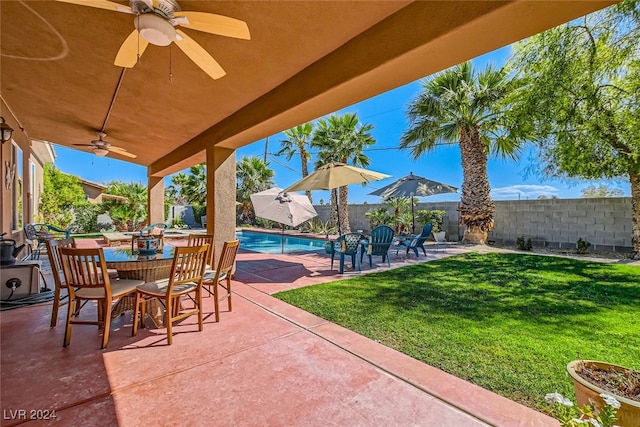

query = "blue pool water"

[{"left": 237, "top": 230, "right": 326, "bottom": 254}]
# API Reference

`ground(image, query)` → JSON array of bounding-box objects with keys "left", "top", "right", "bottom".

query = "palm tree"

[
  {"left": 277, "top": 123, "right": 314, "bottom": 203},
  {"left": 167, "top": 164, "right": 207, "bottom": 206},
  {"left": 182, "top": 164, "right": 207, "bottom": 206},
  {"left": 400, "top": 61, "right": 524, "bottom": 243},
  {"left": 312, "top": 113, "right": 376, "bottom": 233},
  {"left": 236, "top": 156, "right": 275, "bottom": 223}
]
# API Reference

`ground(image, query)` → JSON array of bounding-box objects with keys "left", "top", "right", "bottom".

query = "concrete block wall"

[
  {"left": 313, "top": 197, "right": 633, "bottom": 252},
  {"left": 491, "top": 197, "right": 633, "bottom": 252}
]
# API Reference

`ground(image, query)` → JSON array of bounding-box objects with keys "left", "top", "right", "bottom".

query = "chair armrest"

[{"left": 34, "top": 224, "right": 71, "bottom": 239}]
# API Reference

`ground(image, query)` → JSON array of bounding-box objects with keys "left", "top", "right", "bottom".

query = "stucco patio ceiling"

[{"left": 1, "top": 1, "right": 615, "bottom": 177}]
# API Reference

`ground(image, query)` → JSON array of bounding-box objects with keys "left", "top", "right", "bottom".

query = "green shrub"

[
  {"left": 516, "top": 236, "right": 533, "bottom": 251},
  {"left": 365, "top": 207, "right": 391, "bottom": 229},
  {"left": 415, "top": 209, "right": 446, "bottom": 233},
  {"left": 70, "top": 202, "right": 101, "bottom": 233},
  {"left": 302, "top": 218, "right": 336, "bottom": 236},
  {"left": 576, "top": 238, "right": 591, "bottom": 254},
  {"left": 171, "top": 216, "right": 187, "bottom": 229},
  {"left": 255, "top": 217, "right": 278, "bottom": 229}
]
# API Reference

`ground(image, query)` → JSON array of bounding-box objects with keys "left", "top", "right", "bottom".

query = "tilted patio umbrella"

[
  {"left": 284, "top": 162, "right": 391, "bottom": 234},
  {"left": 250, "top": 187, "right": 318, "bottom": 253},
  {"left": 369, "top": 172, "right": 457, "bottom": 234}
]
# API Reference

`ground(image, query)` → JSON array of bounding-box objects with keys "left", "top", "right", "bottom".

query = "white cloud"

[{"left": 491, "top": 184, "right": 559, "bottom": 200}]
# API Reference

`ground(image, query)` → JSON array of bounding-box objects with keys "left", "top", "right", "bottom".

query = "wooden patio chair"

[
  {"left": 47, "top": 239, "right": 120, "bottom": 328},
  {"left": 45, "top": 238, "right": 75, "bottom": 327},
  {"left": 59, "top": 247, "right": 143, "bottom": 349},
  {"left": 132, "top": 245, "right": 209, "bottom": 345},
  {"left": 187, "top": 233, "right": 216, "bottom": 296},
  {"left": 202, "top": 240, "right": 240, "bottom": 322}
]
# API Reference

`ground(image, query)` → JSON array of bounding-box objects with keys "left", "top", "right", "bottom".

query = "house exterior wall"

[
  {"left": 80, "top": 183, "right": 104, "bottom": 203},
  {"left": 314, "top": 197, "right": 633, "bottom": 252},
  {"left": 1, "top": 99, "right": 54, "bottom": 248}
]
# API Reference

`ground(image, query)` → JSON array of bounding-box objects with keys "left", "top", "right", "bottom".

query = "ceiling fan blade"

[
  {"left": 55, "top": 0, "right": 133, "bottom": 14},
  {"left": 107, "top": 145, "right": 131, "bottom": 152},
  {"left": 114, "top": 30, "right": 149, "bottom": 68},
  {"left": 110, "top": 149, "right": 137, "bottom": 158},
  {"left": 72, "top": 144, "right": 94, "bottom": 147},
  {"left": 174, "top": 12, "right": 250, "bottom": 40},
  {"left": 175, "top": 30, "right": 226, "bottom": 80}
]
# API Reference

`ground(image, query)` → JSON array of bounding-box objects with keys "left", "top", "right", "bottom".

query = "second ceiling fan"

[{"left": 56, "top": 0, "right": 251, "bottom": 79}]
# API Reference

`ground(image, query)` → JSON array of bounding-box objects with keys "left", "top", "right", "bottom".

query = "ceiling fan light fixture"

[
  {"left": 92, "top": 147, "right": 109, "bottom": 156},
  {"left": 135, "top": 13, "right": 176, "bottom": 46}
]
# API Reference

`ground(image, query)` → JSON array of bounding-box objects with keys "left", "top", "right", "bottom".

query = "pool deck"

[{"left": 0, "top": 234, "right": 558, "bottom": 426}]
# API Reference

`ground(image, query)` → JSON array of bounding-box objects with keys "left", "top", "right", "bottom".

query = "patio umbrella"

[
  {"left": 250, "top": 187, "right": 318, "bottom": 253},
  {"left": 368, "top": 172, "right": 457, "bottom": 234},
  {"left": 283, "top": 162, "right": 391, "bottom": 234}
]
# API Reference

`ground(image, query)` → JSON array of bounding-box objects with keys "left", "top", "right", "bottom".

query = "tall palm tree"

[
  {"left": 277, "top": 123, "right": 314, "bottom": 203},
  {"left": 236, "top": 156, "right": 275, "bottom": 223},
  {"left": 181, "top": 164, "right": 207, "bottom": 206},
  {"left": 400, "top": 62, "right": 524, "bottom": 243},
  {"left": 167, "top": 164, "right": 207, "bottom": 206},
  {"left": 312, "top": 113, "right": 376, "bottom": 233}
]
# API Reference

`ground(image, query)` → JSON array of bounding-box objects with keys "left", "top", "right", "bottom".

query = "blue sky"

[{"left": 52, "top": 46, "right": 630, "bottom": 204}]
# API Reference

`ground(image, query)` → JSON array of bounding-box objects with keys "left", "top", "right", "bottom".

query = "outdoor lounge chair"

[
  {"left": 330, "top": 232, "right": 364, "bottom": 274},
  {"left": 361, "top": 225, "right": 394, "bottom": 268},
  {"left": 397, "top": 223, "right": 433, "bottom": 257}
]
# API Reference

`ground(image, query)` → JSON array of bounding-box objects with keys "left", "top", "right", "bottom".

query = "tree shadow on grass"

[{"left": 281, "top": 252, "right": 640, "bottom": 326}]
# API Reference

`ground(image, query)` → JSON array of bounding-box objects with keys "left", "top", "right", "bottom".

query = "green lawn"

[{"left": 274, "top": 252, "right": 640, "bottom": 413}]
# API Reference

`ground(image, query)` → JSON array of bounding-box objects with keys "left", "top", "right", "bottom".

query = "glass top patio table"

[
  {"left": 104, "top": 246, "right": 176, "bottom": 282},
  {"left": 104, "top": 246, "right": 177, "bottom": 328},
  {"left": 103, "top": 245, "right": 176, "bottom": 262}
]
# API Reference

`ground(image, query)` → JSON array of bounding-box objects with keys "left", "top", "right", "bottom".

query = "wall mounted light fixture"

[{"left": 0, "top": 117, "right": 14, "bottom": 143}]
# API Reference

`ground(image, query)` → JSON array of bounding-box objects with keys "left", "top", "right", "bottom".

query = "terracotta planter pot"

[{"left": 567, "top": 360, "right": 640, "bottom": 427}]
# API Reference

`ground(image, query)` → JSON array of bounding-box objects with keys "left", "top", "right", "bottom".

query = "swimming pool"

[{"left": 237, "top": 230, "right": 326, "bottom": 254}]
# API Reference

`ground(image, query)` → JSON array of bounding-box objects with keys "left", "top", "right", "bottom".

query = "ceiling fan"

[
  {"left": 73, "top": 132, "right": 137, "bottom": 158},
  {"left": 56, "top": 0, "right": 250, "bottom": 79}
]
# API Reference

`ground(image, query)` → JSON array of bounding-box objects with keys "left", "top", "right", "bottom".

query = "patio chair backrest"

[
  {"left": 24, "top": 223, "right": 38, "bottom": 240},
  {"left": 368, "top": 225, "right": 394, "bottom": 256},
  {"left": 59, "top": 247, "right": 112, "bottom": 296},
  {"left": 188, "top": 233, "right": 215, "bottom": 268},
  {"left": 408, "top": 223, "right": 433, "bottom": 249},
  {"left": 335, "top": 233, "right": 363, "bottom": 255},
  {"left": 168, "top": 245, "right": 209, "bottom": 297},
  {"left": 419, "top": 223, "right": 433, "bottom": 238},
  {"left": 46, "top": 238, "right": 76, "bottom": 285}
]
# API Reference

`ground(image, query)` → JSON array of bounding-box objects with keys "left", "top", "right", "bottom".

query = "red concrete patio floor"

[{"left": 0, "top": 243, "right": 557, "bottom": 426}]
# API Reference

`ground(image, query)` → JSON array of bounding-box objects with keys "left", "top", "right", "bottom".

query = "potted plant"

[{"left": 565, "top": 360, "right": 639, "bottom": 426}]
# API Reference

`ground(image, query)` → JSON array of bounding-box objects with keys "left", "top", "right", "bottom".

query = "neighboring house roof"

[{"left": 79, "top": 178, "right": 107, "bottom": 190}]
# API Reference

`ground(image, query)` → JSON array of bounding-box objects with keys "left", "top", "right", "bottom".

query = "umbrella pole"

[
  {"left": 411, "top": 200, "right": 415, "bottom": 234},
  {"left": 336, "top": 195, "right": 342, "bottom": 235},
  {"left": 281, "top": 224, "right": 285, "bottom": 254}
]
